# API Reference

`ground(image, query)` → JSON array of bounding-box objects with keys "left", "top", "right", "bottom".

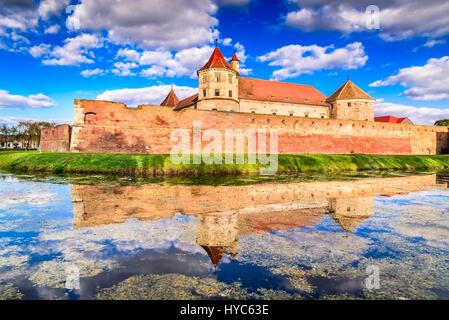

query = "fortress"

[{"left": 41, "top": 45, "right": 449, "bottom": 155}]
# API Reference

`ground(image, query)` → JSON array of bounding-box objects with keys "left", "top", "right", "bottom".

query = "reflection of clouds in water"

[
  {"left": 0, "top": 175, "right": 62, "bottom": 210},
  {"left": 374, "top": 191, "right": 449, "bottom": 250}
]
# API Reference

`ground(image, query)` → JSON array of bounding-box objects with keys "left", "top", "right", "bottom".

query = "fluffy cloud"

[
  {"left": 44, "top": 24, "right": 60, "bottom": 34},
  {"left": 81, "top": 68, "right": 105, "bottom": 78},
  {"left": 38, "top": 0, "right": 70, "bottom": 21},
  {"left": 285, "top": 0, "right": 449, "bottom": 41},
  {"left": 0, "top": 0, "right": 37, "bottom": 50},
  {"left": 67, "top": 0, "right": 219, "bottom": 50},
  {"left": 375, "top": 99, "right": 449, "bottom": 125},
  {"left": 370, "top": 56, "right": 449, "bottom": 101},
  {"left": 96, "top": 85, "right": 197, "bottom": 108},
  {"left": 139, "top": 46, "right": 214, "bottom": 78},
  {"left": 0, "top": 90, "right": 57, "bottom": 109},
  {"left": 258, "top": 42, "right": 367, "bottom": 80},
  {"left": 41, "top": 33, "right": 103, "bottom": 66},
  {"left": 111, "top": 62, "right": 138, "bottom": 77},
  {"left": 29, "top": 43, "right": 51, "bottom": 58}
]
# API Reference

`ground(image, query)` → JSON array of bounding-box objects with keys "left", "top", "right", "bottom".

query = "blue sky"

[{"left": 0, "top": 0, "right": 448, "bottom": 125}]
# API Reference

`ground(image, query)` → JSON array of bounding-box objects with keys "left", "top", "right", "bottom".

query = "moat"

[{"left": 0, "top": 171, "right": 448, "bottom": 300}]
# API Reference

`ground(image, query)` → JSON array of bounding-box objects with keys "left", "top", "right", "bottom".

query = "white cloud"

[
  {"left": 215, "top": 0, "right": 251, "bottom": 5},
  {"left": 96, "top": 85, "right": 197, "bottom": 108},
  {"left": 81, "top": 68, "right": 105, "bottom": 78},
  {"left": 370, "top": 56, "right": 449, "bottom": 101},
  {"left": 41, "top": 33, "right": 103, "bottom": 66},
  {"left": 111, "top": 62, "right": 138, "bottom": 77},
  {"left": 0, "top": 90, "right": 57, "bottom": 109},
  {"left": 423, "top": 39, "right": 446, "bottom": 48},
  {"left": 44, "top": 24, "right": 60, "bottom": 34},
  {"left": 258, "top": 42, "right": 367, "bottom": 80},
  {"left": 116, "top": 48, "right": 141, "bottom": 62},
  {"left": 29, "top": 43, "right": 51, "bottom": 58},
  {"left": 38, "top": 0, "right": 70, "bottom": 21},
  {"left": 375, "top": 99, "right": 449, "bottom": 125},
  {"left": 67, "top": 0, "right": 220, "bottom": 50},
  {"left": 222, "top": 38, "right": 232, "bottom": 46},
  {"left": 285, "top": 0, "right": 449, "bottom": 41},
  {"left": 139, "top": 46, "right": 214, "bottom": 78}
]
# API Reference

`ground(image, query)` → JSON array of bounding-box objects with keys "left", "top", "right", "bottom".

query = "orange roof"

[
  {"left": 160, "top": 88, "right": 179, "bottom": 107},
  {"left": 239, "top": 77, "right": 328, "bottom": 106},
  {"left": 326, "top": 80, "right": 375, "bottom": 101},
  {"left": 375, "top": 116, "right": 410, "bottom": 124},
  {"left": 231, "top": 52, "right": 239, "bottom": 62},
  {"left": 198, "top": 46, "right": 234, "bottom": 72},
  {"left": 173, "top": 93, "right": 198, "bottom": 111}
]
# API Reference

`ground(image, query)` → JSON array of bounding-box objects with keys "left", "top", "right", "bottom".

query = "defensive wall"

[
  {"left": 41, "top": 99, "right": 449, "bottom": 155},
  {"left": 40, "top": 124, "right": 71, "bottom": 152}
]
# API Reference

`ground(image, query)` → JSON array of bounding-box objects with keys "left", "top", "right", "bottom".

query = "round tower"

[{"left": 197, "top": 45, "right": 239, "bottom": 112}]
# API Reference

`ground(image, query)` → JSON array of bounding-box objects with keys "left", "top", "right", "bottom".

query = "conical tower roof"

[
  {"left": 201, "top": 245, "right": 227, "bottom": 267},
  {"left": 231, "top": 52, "right": 239, "bottom": 62},
  {"left": 198, "top": 46, "right": 234, "bottom": 72},
  {"left": 326, "top": 80, "right": 375, "bottom": 102},
  {"left": 160, "top": 87, "right": 179, "bottom": 107}
]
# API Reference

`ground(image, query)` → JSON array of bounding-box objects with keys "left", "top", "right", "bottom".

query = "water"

[{"left": 0, "top": 171, "right": 448, "bottom": 300}]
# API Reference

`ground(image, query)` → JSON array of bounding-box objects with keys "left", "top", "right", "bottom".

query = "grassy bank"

[{"left": 0, "top": 151, "right": 448, "bottom": 176}]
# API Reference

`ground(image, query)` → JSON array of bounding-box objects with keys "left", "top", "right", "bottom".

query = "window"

[
  {"left": 229, "top": 90, "right": 232, "bottom": 98},
  {"left": 251, "top": 111, "right": 256, "bottom": 114},
  {"left": 321, "top": 116, "right": 324, "bottom": 118},
  {"left": 215, "top": 89, "right": 220, "bottom": 96},
  {"left": 272, "top": 112, "right": 276, "bottom": 115},
  {"left": 305, "top": 115, "right": 309, "bottom": 117},
  {"left": 203, "top": 74, "right": 207, "bottom": 83},
  {"left": 203, "top": 89, "right": 207, "bottom": 97},
  {"left": 348, "top": 102, "right": 351, "bottom": 107},
  {"left": 215, "top": 73, "right": 221, "bottom": 82},
  {"left": 228, "top": 74, "right": 232, "bottom": 84},
  {"left": 289, "top": 114, "right": 293, "bottom": 117},
  {"left": 84, "top": 112, "right": 97, "bottom": 124}
]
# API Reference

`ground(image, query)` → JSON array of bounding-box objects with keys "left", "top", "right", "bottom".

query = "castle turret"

[
  {"left": 230, "top": 51, "right": 239, "bottom": 73},
  {"left": 196, "top": 45, "right": 239, "bottom": 112},
  {"left": 326, "top": 80, "right": 375, "bottom": 121}
]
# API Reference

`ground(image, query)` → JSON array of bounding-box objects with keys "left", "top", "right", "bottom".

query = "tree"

[
  {"left": 16, "top": 121, "right": 56, "bottom": 149},
  {"left": 434, "top": 119, "right": 449, "bottom": 126}
]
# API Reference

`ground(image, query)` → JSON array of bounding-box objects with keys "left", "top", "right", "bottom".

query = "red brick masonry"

[
  {"left": 41, "top": 99, "right": 449, "bottom": 155},
  {"left": 41, "top": 124, "right": 71, "bottom": 152}
]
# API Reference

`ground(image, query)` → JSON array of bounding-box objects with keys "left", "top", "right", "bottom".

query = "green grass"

[{"left": 0, "top": 151, "right": 448, "bottom": 177}]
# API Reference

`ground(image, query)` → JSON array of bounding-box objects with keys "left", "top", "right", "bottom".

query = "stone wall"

[
  {"left": 239, "top": 98, "right": 329, "bottom": 118},
  {"left": 70, "top": 99, "right": 449, "bottom": 155},
  {"left": 40, "top": 124, "right": 71, "bottom": 152}
]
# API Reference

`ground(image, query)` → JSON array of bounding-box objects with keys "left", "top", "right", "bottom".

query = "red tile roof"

[
  {"left": 238, "top": 77, "right": 328, "bottom": 106},
  {"left": 375, "top": 116, "right": 410, "bottom": 124},
  {"left": 198, "top": 46, "right": 234, "bottom": 72},
  {"left": 160, "top": 88, "right": 179, "bottom": 107},
  {"left": 231, "top": 52, "right": 239, "bottom": 62},
  {"left": 173, "top": 93, "right": 198, "bottom": 111},
  {"left": 201, "top": 246, "right": 227, "bottom": 267}
]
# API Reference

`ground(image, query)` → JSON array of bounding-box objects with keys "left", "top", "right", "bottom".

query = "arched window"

[{"left": 84, "top": 112, "right": 97, "bottom": 124}]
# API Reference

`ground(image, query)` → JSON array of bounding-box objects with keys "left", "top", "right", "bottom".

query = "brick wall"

[
  {"left": 40, "top": 124, "right": 71, "bottom": 152},
  {"left": 70, "top": 99, "right": 449, "bottom": 155}
]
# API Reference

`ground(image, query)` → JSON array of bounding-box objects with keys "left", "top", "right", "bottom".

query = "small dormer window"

[
  {"left": 203, "top": 89, "right": 207, "bottom": 97},
  {"left": 215, "top": 89, "right": 220, "bottom": 96},
  {"left": 215, "top": 73, "right": 221, "bottom": 82},
  {"left": 229, "top": 90, "right": 232, "bottom": 97}
]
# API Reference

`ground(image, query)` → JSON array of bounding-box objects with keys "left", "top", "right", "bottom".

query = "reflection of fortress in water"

[{"left": 71, "top": 175, "right": 446, "bottom": 267}]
